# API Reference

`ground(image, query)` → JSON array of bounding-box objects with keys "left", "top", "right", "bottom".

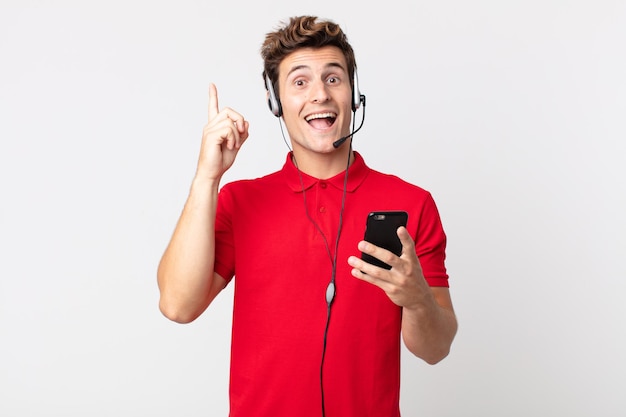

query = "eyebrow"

[{"left": 286, "top": 62, "right": 347, "bottom": 77}]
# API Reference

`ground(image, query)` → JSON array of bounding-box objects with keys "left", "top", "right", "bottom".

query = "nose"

[{"left": 309, "top": 80, "right": 330, "bottom": 104}]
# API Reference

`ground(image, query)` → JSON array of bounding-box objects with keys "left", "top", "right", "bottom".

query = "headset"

[
  {"left": 265, "top": 71, "right": 364, "bottom": 117},
  {"left": 266, "top": 66, "right": 365, "bottom": 417}
]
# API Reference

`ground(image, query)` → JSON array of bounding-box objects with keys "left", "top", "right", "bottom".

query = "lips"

[{"left": 305, "top": 112, "right": 337, "bottom": 129}]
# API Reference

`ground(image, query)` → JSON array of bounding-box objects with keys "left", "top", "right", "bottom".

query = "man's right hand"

[{"left": 196, "top": 83, "right": 250, "bottom": 181}]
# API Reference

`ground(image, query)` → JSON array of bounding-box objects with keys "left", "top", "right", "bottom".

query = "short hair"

[{"left": 261, "top": 16, "right": 357, "bottom": 95}]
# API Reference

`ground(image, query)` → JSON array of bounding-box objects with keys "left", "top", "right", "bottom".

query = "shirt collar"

[{"left": 281, "top": 151, "right": 370, "bottom": 193}]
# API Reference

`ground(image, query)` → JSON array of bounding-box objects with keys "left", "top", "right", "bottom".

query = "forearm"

[
  {"left": 157, "top": 176, "right": 221, "bottom": 323},
  {"left": 401, "top": 288, "right": 457, "bottom": 364}
]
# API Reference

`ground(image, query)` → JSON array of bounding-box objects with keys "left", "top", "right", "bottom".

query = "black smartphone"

[{"left": 361, "top": 211, "right": 408, "bottom": 270}]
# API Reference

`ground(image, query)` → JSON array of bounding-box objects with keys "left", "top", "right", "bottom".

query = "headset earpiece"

[
  {"left": 265, "top": 74, "right": 282, "bottom": 117},
  {"left": 352, "top": 70, "right": 363, "bottom": 112}
]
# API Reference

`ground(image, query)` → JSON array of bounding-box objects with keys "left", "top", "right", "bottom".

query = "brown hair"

[{"left": 261, "top": 16, "right": 357, "bottom": 94}]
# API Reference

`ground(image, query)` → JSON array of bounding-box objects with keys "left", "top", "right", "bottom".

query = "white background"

[{"left": 1, "top": 0, "right": 625, "bottom": 416}]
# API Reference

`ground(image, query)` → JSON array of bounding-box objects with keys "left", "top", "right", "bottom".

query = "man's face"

[{"left": 277, "top": 45, "right": 353, "bottom": 155}]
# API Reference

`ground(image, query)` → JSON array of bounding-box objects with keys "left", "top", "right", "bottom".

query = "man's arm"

[
  {"left": 347, "top": 226, "right": 457, "bottom": 364},
  {"left": 157, "top": 84, "right": 248, "bottom": 323},
  {"left": 400, "top": 287, "right": 457, "bottom": 364},
  {"left": 157, "top": 177, "right": 225, "bottom": 323}
]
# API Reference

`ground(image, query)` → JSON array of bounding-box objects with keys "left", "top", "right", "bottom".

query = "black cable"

[
  {"left": 277, "top": 103, "right": 363, "bottom": 417},
  {"left": 319, "top": 140, "right": 352, "bottom": 417}
]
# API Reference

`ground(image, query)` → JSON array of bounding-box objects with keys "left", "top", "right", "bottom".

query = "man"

[{"left": 158, "top": 15, "right": 457, "bottom": 417}]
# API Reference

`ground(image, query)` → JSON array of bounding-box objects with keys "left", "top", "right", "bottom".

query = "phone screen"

[{"left": 361, "top": 211, "right": 408, "bottom": 269}]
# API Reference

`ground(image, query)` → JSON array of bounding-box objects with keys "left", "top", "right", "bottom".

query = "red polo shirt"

[{"left": 214, "top": 152, "right": 448, "bottom": 417}]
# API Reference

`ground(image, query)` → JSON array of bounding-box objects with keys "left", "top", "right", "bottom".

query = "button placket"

[{"left": 318, "top": 181, "right": 328, "bottom": 214}]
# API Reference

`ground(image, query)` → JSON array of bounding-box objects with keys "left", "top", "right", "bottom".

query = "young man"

[{"left": 158, "top": 16, "right": 457, "bottom": 417}]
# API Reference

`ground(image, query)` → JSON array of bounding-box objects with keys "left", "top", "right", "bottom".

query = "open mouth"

[{"left": 305, "top": 112, "right": 337, "bottom": 129}]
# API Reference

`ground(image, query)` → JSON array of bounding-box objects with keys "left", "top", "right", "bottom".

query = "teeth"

[{"left": 306, "top": 112, "right": 336, "bottom": 121}]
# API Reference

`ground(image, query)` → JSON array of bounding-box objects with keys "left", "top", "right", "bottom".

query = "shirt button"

[
  {"left": 320, "top": 182, "right": 327, "bottom": 189},
  {"left": 319, "top": 206, "right": 326, "bottom": 213}
]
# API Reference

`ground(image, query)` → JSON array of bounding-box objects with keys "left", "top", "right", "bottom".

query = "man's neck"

[{"left": 290, "top": 149, "right": 354, "bottom": 179}]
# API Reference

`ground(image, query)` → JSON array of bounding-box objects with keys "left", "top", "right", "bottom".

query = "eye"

[{"left": 327, "top": 76, "right": 339, "bottom": 85}]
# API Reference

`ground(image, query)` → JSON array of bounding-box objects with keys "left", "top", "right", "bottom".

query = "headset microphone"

[{"left": 332, "top": 94, "right": 366, "bottom": 148}]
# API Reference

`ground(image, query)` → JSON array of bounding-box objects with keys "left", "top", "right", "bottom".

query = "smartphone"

[{"left": 361, "top": 211, "right": 408, "bottom": 270}]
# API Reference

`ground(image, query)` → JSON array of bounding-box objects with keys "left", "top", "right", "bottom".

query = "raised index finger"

[{"left": 208, "top": 83, "right": 219, "bottom": 122}]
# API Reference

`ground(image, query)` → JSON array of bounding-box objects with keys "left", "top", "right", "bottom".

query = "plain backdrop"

[{"left": 1, "top": 1, "right": 625, "bottom": 416}]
